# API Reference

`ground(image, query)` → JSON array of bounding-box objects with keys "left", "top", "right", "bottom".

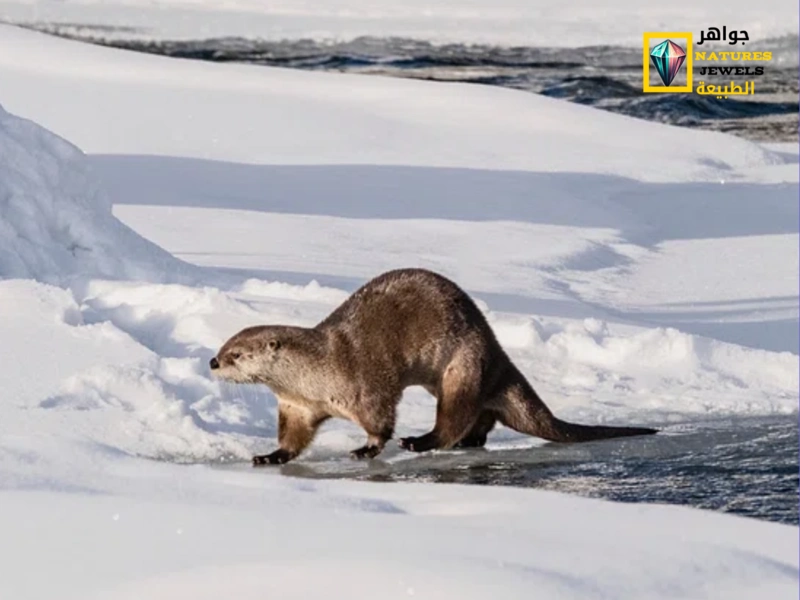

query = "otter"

[{"left": 210, "top": 268, "right": 656, "bottom": 465}]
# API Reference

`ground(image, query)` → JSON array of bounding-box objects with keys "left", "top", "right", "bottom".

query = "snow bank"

[
  {"left": 494, "top": 316, "right": 798, "bottom": 420},
  {"left": 0, "top": 103, "right": 185, "bottom": 283},
  {"left": 238, "top": 277, "right": 349, "bottom": 304},
  {"left": 0, "top": 25, "right": 783, "bottom": 183}
]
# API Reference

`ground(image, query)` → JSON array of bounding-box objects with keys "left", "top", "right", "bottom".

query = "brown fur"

[{"left": 211, "top": 268, "right": 656, "bottom": 465}]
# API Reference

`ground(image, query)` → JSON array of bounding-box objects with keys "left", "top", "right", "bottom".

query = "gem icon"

[{"left": 649, "top": 40, "right": 686, "bottom": 86}]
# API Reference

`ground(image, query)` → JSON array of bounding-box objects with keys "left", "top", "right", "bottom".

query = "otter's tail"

[
  {"left": 498, "top": 383, "right": 657, "bottom": 443},
  {"left": 540, "top": 417, "right": 657, "bottom": 443}
]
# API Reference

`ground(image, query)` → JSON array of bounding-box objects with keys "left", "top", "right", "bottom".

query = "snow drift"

[{"left": 0, "top": 103, "right": 185, "bottom": 283}]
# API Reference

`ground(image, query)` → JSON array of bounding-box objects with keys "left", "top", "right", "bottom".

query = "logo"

[
  {"left": 693, "top": 27, "right": 770, "bottom": 97},
  {"left": 643, "top": 32, "right": 693, "bottom": 92},
  {"left": 644, "top": 27, "right": 771, "bottom": 98},
  {"left": 650, "top": 40, "right": 686, "bottom": 86}
]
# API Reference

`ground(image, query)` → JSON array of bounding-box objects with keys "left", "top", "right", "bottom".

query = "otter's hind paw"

[
  {"left": 399, "top": 433, "right": 439, "bottom": 453},
  {"left": 350, "top": 445, "right": 382, "bottom": 460}
]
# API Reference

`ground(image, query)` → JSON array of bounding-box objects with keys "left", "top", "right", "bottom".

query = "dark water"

[
  {"left": 16, "top": 23, "right": 800, "bottom": 142},
  {"left": 278, "top": 416, "right": 799, "bottom": 525}
]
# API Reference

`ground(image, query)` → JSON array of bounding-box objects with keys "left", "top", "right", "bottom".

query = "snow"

[
  {"left": 0, "top": 23, "right": 797, "bottom": 599},
  {"left": 0, "top": 25, "right": 784, "bottom": 182},
  {"left": 0, "top": 103, "right": 187, "bottom": 283},
  {"left": 2, "top": 486, "right": 798, "bottom": 600},
  {"left": 0, "top": 0, "right": 797, "bottom": 47}
]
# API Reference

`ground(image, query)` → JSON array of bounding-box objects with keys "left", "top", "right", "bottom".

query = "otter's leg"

[
  {"left": 400, "top": 361, "right": 481, "bottom": 453},
  {"left": 253, "top": 403, "right": 327, "bottom": 466},
  {"left": 349, "top": 399, "right": 397, "bottom": 460},
  {"left": 454, "top": 411, "right": 497, "bottom": 448}
]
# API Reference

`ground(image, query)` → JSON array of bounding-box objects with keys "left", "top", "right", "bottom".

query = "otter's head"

[{"left": 209, "top": 325, "right": 288, "bottom": 385}]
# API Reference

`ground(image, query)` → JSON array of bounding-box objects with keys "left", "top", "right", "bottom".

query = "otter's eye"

[
  {"left": 230, "top": 352, "right": 242, "bottom": 360},
  {"left": 268, "top": 340, "right": 281, "bottom": 351}
]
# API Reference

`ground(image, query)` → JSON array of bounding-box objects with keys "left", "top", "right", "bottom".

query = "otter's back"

[{"left": 317, "top": 269, "right": 495, "bottom": 349}]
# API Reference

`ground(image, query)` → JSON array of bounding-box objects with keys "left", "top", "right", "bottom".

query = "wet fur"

[{"left": 211, "top": 268, "right": 657, "bottom": 465}]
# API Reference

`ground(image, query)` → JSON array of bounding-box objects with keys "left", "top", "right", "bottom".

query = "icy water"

[
  {"left": 274, "top": 416, "right": 799, "bottom": 525},
  {"left": 16, "top": 24, "right": 800, "bottom": 142}
]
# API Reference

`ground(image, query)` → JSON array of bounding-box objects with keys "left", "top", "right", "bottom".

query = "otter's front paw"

[{"left": 252, "top": 449, "right": 294, "bottom": 466}]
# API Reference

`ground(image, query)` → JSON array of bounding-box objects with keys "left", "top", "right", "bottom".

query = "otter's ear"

[{"left": 268, "top": 339, "right": 281, "bottom": 351}]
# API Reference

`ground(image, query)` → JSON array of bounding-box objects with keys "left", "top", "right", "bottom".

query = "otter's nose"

[{"left": 209, "top": 357, "right": 220, "bottom": 370}]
